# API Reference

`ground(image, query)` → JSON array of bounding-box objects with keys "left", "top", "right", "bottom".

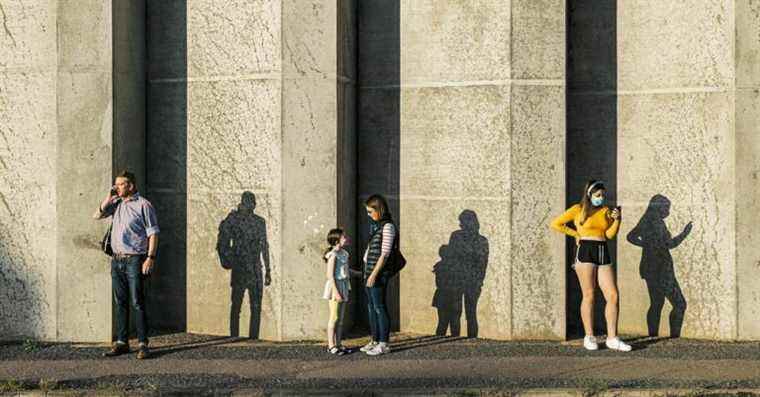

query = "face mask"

[{"left": 591, "top": 197, "right": 604, "bottom": 207}]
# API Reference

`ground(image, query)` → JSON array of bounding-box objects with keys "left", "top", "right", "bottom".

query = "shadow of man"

[
  {"left": 627, "top": 194, "right": 691, "bottom": 338},
  {"left": 432, "top": 210, "right": 489, "bottom": 338},
  {"left": 217, "top": 191, "right": 271, "bottom": 339}
]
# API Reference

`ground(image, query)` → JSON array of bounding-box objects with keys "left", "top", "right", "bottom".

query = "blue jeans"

[
  {"left": 365, "top": 275, "right": 390, "bottom": 343},
  {"left": 111, "top": 255, "right": 148, "bottom": 344}
]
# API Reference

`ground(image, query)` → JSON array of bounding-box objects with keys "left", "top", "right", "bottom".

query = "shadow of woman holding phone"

[{"left": 627, "top": 194, "right": 691, "bottom": 338}]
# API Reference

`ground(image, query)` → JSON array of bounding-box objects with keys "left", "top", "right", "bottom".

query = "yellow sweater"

[{"left": 550, "top": 204, "right": 620, "bottom": 240}]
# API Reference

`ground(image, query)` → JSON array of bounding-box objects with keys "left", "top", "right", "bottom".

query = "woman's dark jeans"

[
  {"left": 111, "top": 255, "right": 149, "bottom": 344},
  {"left": 365, "top": 275, "right": 390, "bottom": 343}
]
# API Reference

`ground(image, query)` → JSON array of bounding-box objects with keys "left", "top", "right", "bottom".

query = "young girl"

[
  {"left": 550, "top": 180, "right": 632, "bottom": 352},
  {"left": 323, "top": 228, "right": 351, "bottom": 355}
]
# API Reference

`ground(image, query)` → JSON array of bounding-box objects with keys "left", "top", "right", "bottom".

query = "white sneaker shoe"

[
  {"left": 365, "top": 342, "right": 390, "bottom": 356},
  {"left": 583, "top": 335, "right": 599, "bottom": 351},
  {"left": 359, "top": 341, "right": 377, "bottom": 352},
  {"left": 605, "top": 337, "right": 632, "bottom": 352}
]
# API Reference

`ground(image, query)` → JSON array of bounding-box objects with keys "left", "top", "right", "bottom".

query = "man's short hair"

[{"left": 116, "top": 170, "right": 137, "bottom": 188}]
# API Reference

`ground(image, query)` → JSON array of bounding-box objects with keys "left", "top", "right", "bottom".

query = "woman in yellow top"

[{"left": 551, "top": 180, "right": 631, "bottom": 352}]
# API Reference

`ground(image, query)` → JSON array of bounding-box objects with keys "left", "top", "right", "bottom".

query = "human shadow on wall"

[
  {"left": 216, "top": 192, "right": 272, "bottom": 339},
  {"left": 432, "top": 210, "right": 489, "bottom": 338},
  {"left": 626, "top": 194, "right": 691, "bottom": 338}
]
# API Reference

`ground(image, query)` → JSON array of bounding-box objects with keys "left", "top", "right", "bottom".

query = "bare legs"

[{"left": 574, "top": 263, "right": 621, "bottom": 338}]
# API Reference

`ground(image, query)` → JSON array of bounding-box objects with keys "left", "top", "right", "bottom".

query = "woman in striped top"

[{"left": 360, "top": 194, "right": 398, "bottom": 356}]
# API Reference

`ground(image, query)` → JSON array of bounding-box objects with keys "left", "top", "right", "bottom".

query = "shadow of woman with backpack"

[{"left": 432, "top": 210, "right": 489, "bottom": 338}]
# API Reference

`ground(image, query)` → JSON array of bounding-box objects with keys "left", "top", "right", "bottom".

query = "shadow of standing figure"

[
  {"left": 217, "top": 191, "right": 271, "bottom": 339},
  {"left": 626, "top": 194, "right": 691, "bottom": 338},
  {"left": 432, "top": 210, "right": 489, "bottom": 338}
]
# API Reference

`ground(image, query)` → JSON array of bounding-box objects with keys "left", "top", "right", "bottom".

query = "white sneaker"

[
  {"left": 359, "top": 341, "right": 377, "bottom": 352},
  {"left": 583, "top": 335, "right": 598, "bottom": 351},
  {"left": 365, "top": 342, "right": 390, "bottom": 356},
  {"left": 605, "top": 337, "right": 632, "bottom": 352}
]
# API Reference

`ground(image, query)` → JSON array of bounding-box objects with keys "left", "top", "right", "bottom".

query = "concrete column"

[
  {"left": 389, "top": 1, "right": 565, "bottom": 340},
  {"left": 185, "top": 0, "right": 355, "bottom": 340},
  {"left": 0, "top": 0, "right": 58, "bottom": 341},
  {"left": 617, "top": 1, "right": 736, "bottom": 339},
  {"left": 0, "top": 0, "right": 144, "bottom": 342},
  {"left": 735, "top": 1, "right": 760, "bottom": 341},
  {"left": 146, "top": 0, "right": 188, "bottom": 332}
]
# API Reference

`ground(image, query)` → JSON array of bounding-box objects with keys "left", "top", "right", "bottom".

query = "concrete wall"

[
  {"left": 185, "top": 0, "right": 356, "bottom": 341},
  {"left": 0, "top": 0, "right": 145, "bottom": 342},
  {"left": 0, "top": 0, "right": 58, "bottom": 340},
  {"left": 385, "top": 0, "right": 565, "bottom": 340},
  {"left": 736, "top": 0, "right": 760, "bottom": 341},
  {"left": 146, "top": 0, "right": 188, "bottom": 332},
  {"left": 617, "top": 1, "right": 736, "bottom": 340}
]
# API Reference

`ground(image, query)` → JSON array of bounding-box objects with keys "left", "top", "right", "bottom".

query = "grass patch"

[
  {"left": 22, "top": 338, "right": 42, "bottom": 353},
  {"left": 0, "top": 379, "right": 26, "bottom": 393}
]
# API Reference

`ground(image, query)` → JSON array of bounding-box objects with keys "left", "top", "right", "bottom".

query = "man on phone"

[{"left": 93, "top": 170, "right": 159, "bottom": 359}]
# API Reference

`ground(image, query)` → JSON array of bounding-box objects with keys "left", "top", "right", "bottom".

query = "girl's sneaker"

[
  {"left": 328, "top": 346, "right": 346, "bottom": 356},
  {"left": 605, "top": 337, "right": 632, "bottom": 352},
  {"left": 365, "top": 342, "right": 390, "bottom": 356},
  {"left": 360, "top": 341, "right": 377, "bottom": 352},
  {"left": 583, "top": 335, "right": 599, "bottom": 351}
]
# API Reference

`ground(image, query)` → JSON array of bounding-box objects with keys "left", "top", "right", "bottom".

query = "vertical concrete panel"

[
  {"left": 510, "top": 0, "right": 565, "bottom": 340},
  {"left": 400, "top": 86, "right": 511, "bottom": 339},
  {"left": 617, "top": 1, "right": 736, "bottom": 340},
  {"left": 510, "top": 84, "right": 565, "bottom": 339},
  {"left": 146, "top": 0, "right": 188, "bottom": 332},
  {"left": 56, "top": 0, "right": 114, "bottom": 342},
  {"left": 113, "top": 0, "right": 146, "bottom": 179},
  {"left": 0, "top": 0, "right": 57, "bottom": 340},
  {"left": 566, "top": 0, "right": 617, "bottom": 337},
  {"left": 618, "top": 93, "right": 735, "bottom": 339},
  {"left": 736, "top": 1, "right": 760, "bottom": 340},
  {"left": 337, "top": 0, "right": 358, "bottom": 331},
  {"left": 185, "top": 0, "right": 283, "bottom": 339},
  {"left": 186, "top": 78, "right": 282, "bottom": 339},
  {"left": 393, "top": 0, "right": 565, "bottom": 340},
  {"left": 281, "top": 0, "right": 354, "bottom": 340},
  {"left": 357, "top": 0, "right": 401, "bottom": 332},
  {"left": 398, "top": 1, "right": 513, "bottom": 339}
]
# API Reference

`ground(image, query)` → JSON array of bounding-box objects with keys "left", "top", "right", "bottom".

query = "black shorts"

[{"left": 574, "top": 240, "right": 611, "bottom": 266}]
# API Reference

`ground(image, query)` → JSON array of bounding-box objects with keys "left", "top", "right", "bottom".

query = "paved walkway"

[{"left": 3, "top": 333, "right": 760, "bottom": 395}]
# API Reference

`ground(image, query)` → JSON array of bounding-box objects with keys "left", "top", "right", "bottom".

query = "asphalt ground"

[{"left": 3, "top": 333, "right": 760, "bottom": 395}]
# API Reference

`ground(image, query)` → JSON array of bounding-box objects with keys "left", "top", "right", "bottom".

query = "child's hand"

[{"left": 332, "top": 291, "right": 343, "bottom": 302}]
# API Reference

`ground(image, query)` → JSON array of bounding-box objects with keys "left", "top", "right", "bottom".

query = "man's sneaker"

[
  {"left": 136, "top": 343, "right": 150, "bottom": 359},
  {"left": 103, "top": 342, "right": 130, "bottom": 357},
  {"left": 365, "top": 342, "right": 390, "bottom": 356},
  {"left": 583, "top": 335, "right": 598, "bottom": 351},
  {"left": 605, "top": 337, "right": 632, "bottom": 352},
  {"left": 359, "top": 341, "right": 377, "bottom": 352}
]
